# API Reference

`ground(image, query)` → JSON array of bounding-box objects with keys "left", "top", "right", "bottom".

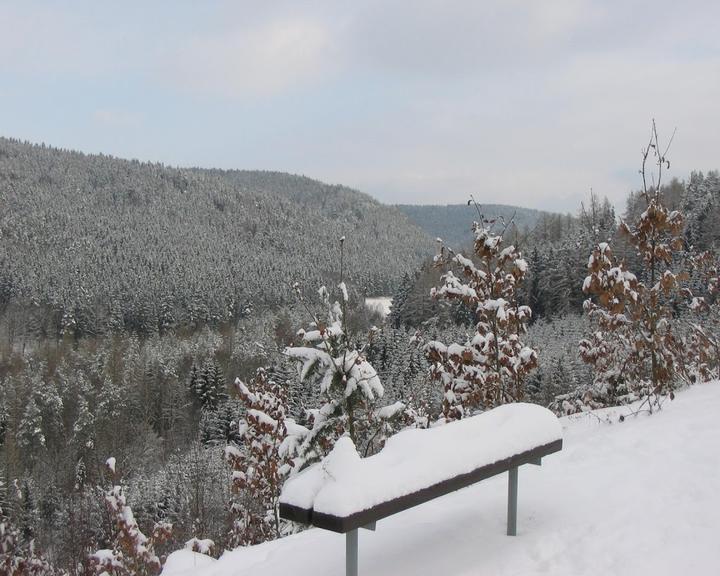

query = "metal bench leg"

[
  {"left": 346, "top": 529, "right": 358, "bottom": 576},
  {"left": 507, "top": 466, "right": 518, "bottom": 536}
]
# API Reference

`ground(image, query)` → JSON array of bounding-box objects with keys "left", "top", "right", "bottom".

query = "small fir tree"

[
  {"left": 284, "top": 282, "right": 388, "bottom": 462},
  {"left": 284, "top": 239, "right": 402, "bottom": 463}
]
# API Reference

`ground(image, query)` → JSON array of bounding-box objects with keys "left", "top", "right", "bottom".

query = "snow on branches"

[
  {"left": 284, "top": 279, "right": 401, "bottom": 464},
  {"left": 1, "top": 506, "right": 67, "bottom": 576},
  {"left": 426, "top": 220, "right": 537, "bottom": 420},
  {"left": 184, "top": 537, "right": 215, "bottom": 556},
  {"left": 225, "top": 369, "right": 291, "bottom": 547},
  {"left": 578, "top": 243, "right": 645, "bottom": 407},
  {"left": 578, "top": 122, "right": 688, "bottom": 412},
  {"left": 684, "top": 250, "right": 720, "bottom": 380},
  {"left": 91, "top": 461, "right": 172, "bottom": 576}
]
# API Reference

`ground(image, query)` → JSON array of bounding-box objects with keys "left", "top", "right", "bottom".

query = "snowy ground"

[{"left": 164, "top": 381, "right": 720, "bottom": 576}]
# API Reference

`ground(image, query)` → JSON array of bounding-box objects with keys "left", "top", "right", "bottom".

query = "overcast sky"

[{"left": 1, "top": 0, "right": 719, "bottom": 212}]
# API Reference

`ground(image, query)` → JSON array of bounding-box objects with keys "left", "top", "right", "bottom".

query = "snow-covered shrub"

[
  {"left": 225, "top": 368, "right": 291, "bottom": 547},
  {"left": 0, "top": 505, "right": 67, "bottom": 576},
  {"left": 426, "top": 220, "right": 537, "bottom": 420},
  {"left": 579, "top": 123, "right": 688, "bottom": 412},
  {"left": 184, "top": 537, "right": 215, "bottom": 556},
  {"left": 91, "top": 460, "right": 172, "bottom": 576}
]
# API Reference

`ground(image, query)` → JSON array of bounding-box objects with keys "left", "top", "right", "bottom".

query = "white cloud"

[
  {"left": 167, "top": 17, "right": 334, "bottom": 99},
  {"left": 3, "top": 1, "right": 720, "bottom": 213},
  {"left": 0, "top": 3, "right": 144, "bottom": 76},
  {"left": 92, "top": 108, "right": 142, "bottom": 130}
]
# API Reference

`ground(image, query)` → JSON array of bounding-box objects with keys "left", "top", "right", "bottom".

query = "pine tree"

[
  {"left": 207, "top": 360, "right": 228, "bottom": 405},
  {"left": 284, "top": 239, "right": 404, "bottom": 462},
  {"left": 188, "top": 360, "right": 227, "bottom": 412},
  {"left": 387, "top": 272, "right": 413, "bottom": 328},
  {"left": 284, "top": 280, "right": 388, "bottom": 462},
  {"left": 72, "top": 395, "right": 95, "bottom": 456},
  {"left": 267, "top": 358, "right": 309, "bottom": 421},
  {"left": 199, "top": 399, "right": 240, "bottom": 445},
  {"left": 0, "top": 472, "right": 7, "bottom": 515},
  {"left": 526, "top": 246, "right": 545, "bottom": 319},
  {"left": 16, "top": 397, "right": 45, "bottom": 457}
]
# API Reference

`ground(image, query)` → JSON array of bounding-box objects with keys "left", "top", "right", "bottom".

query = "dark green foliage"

[
  {"left": 200, "top": 400, "right": 242, "bottom": 446},
  {"left": 190, "top": 359, "right": 228, "bottom": 412}
]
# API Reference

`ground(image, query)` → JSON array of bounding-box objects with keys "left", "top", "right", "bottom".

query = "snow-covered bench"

[{"left": 279, "top": 403, "right": 563, "bottom": 576}]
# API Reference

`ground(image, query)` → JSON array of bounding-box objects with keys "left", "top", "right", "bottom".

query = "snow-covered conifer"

[
  {"left": 16, "top": 397, "right": 45, "bottom": 454},
  {"left": 284, "top": 276, "right": 401, "bottom": 463},
  {"left": 190, "top": 359, "right": 228, "bottom": 412},
  {"left": 684, "top": 249, "right": 720, "bottom": 380}
]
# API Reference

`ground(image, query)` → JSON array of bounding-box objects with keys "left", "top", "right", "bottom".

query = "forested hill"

[
  {"left": 397, "top": 203, "right": 551, "bottom": 248},
  {"left": 0, "top": 137, "right": 433, "bottom": 336}
]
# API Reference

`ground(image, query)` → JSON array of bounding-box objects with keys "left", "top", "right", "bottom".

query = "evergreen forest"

[{"left": 2, "top": 137, "right": 720, "bottom": 573}]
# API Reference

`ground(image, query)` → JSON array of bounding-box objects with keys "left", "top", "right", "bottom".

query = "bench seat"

[{"left": 280, "top": 403, "right": 563, "bottom": 533}]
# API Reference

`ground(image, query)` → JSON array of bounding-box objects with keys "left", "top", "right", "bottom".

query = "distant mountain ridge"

[
  {"left": 0, "top": 137, "right": 433, "bottom": 335},
  {"left": 396, "top": 203, "right": 552, "bottom": 248}
]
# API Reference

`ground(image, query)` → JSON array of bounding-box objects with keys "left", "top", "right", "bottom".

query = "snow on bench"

[{"left": 280, "top": 403, "right": 563, "bottom": 576}]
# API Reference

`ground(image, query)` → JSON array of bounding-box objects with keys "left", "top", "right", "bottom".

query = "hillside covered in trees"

[
  {"left": 396, "top": 203, "right": 550, "bottom": 248},
  {"left": 0, "top": 137, "right": 433, "bottom": 339},
  {"left": 2, "top": 132, "right": 720, "bottom": 574}
]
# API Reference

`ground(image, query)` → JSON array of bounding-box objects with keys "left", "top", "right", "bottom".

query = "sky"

[{"left": 1, "top": 0, "right": 719, "bottom": 213}]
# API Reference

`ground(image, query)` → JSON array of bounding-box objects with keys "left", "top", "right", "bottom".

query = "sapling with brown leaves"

[
  {"left": 579, "top": 121, "right": 688, "bottom": 412},
  {"left": 1, "top": 505, "right": 67, "bottom": 576},
  {"left": 426, "top": 213, "right": 537, "bottom": 421},
  {"left": 90, "top": 459, "right": 173, "bottom": 576},
  {"left": 225, "top": 368, "right": 291, "bottom": 547}
]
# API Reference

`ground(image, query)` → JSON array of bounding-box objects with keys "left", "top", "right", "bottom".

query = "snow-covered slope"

[{"left": 164, "top": 381, "right": 720, "bottom": 576}]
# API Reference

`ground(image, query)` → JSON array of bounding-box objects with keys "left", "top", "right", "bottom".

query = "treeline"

[
  {"left": 0, "top": 137, "right": 432, "bottom": 340},
  {"left": 396, "top": 202, "right": 548, "bottom": 249},
  {"left": 392, "top": 173, "right": 720, "bottom": 325},
  {"left": 390, "top": 197, "right": 616, "bottom": 326},
  {"left": 388, "top": 171, "right": 720, "bottom": 413}
]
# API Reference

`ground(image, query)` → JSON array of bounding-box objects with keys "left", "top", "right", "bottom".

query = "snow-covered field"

[{"left": 164, "top": 381, "right": 720, "bottom": 576}]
